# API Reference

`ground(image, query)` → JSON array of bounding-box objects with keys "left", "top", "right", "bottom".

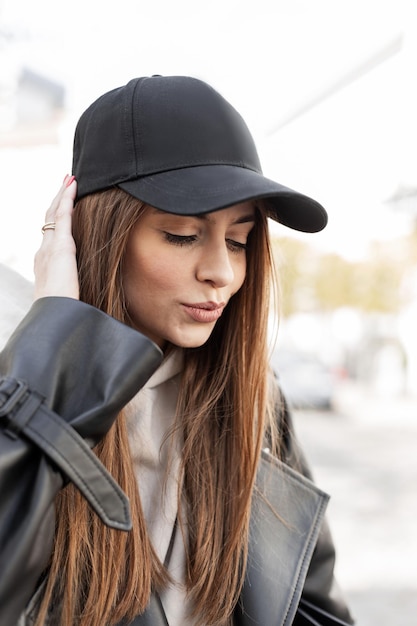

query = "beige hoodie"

[{"left": 125, "top": 349, "right": 197, "bottom": 625}]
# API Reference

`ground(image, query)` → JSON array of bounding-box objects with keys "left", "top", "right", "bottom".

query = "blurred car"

[{"left": 270, "top": 349, "right": 337, "bottom": 410}]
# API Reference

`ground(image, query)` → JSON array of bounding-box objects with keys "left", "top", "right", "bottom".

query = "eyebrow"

[{"left": 152, "top": 208, "right": 256, "bottom": 225}]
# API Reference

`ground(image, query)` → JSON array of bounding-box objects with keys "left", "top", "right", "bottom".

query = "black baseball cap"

[{"left": 72, "top": 75, "right": 327, "bottom": 233}]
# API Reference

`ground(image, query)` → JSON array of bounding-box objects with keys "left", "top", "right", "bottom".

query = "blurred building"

[{"left": 0, "top": 63, "right": 65, "bottom": 146}]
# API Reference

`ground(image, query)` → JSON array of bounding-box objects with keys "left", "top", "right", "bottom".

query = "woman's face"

[{"left": 123, "top": 202, "right": 256, "bottom": 349}]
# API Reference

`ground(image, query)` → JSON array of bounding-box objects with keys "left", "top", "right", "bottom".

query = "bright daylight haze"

[{"left": 1, "top": 1, "right": 417, "bottom": 624}]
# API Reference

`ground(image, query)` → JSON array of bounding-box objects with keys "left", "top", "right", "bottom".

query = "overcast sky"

[{"left": 1, "top": 0, "right": 416, "bottom": 278}]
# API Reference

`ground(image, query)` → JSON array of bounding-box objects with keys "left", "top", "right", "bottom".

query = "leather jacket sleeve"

[
  {"left": 0, "top": 297, "right": 163, "bottom": 625},
  {"left": 278, "top": 393, "right": 355, "bottom": 625}
]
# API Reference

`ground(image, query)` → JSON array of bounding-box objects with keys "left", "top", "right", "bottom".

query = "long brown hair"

[{"left": 35, "top": 188, "right": 277, "bottom": 626}]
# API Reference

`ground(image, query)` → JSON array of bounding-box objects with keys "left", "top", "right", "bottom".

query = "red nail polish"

[{"left": 65, "top": 175, "right": 75, "bottom": 187}]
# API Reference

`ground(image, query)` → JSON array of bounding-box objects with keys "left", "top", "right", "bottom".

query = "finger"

[
  {"left": 38, "top": 177, "right": 77, "bottom": 259},
  {"left": 43, "top": 175, "right": 75, "bottom": 225},
  {"left": 41, "top": 177, "right": 77, "bottom": 242},
  {"left": 35, "top": 176, "right": 79, "bottom": 300},
  {"left": 43, "top": 176, "right": 68, "bottom": 224},
  {"left": 51, "top": 177, "right": 77, "bottom": 236}
]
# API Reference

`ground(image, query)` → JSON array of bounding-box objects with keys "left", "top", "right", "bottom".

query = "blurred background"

[{"left": 1, "top": 0, "right": 416, "bottom": 623}]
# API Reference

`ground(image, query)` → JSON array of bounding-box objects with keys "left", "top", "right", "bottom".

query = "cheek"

[
  {"left": 124, "top": 251, "right": 180, "bottom": 298},
  {"left": 233, "top": 258, "right": 247, "bottom": 292}
]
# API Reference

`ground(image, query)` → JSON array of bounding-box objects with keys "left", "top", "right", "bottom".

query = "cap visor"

[{"left": 119, "top": 165, "right": 327, "bottom": 233}]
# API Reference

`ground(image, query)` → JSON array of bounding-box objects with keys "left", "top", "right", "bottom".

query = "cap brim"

[{"left": 118, "top": 165, "right": 327, "bottom": 233}]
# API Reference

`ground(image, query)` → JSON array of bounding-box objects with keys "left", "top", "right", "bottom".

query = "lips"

[{"left": 182, "top": 301, "right": 225, "bottom": 323}]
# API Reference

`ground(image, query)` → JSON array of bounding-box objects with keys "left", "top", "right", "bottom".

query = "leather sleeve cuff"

[
  {"left": 0, "top": 297, "right": 163, "bottom": 529},
  {"left": 0, "top": 375, "right": 131, "bottom": 530}
]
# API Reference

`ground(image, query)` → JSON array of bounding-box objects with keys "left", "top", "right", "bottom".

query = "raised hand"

[{"left": 34, "top": 175, "right": 79, "bottom": 300}]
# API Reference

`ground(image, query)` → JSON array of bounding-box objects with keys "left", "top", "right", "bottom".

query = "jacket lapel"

[
  {"left": 118, "top": 451, "right": 329, "bottom": 626},
  {"left": 235, "top": 449, "right": 329, "bottom": 626}
]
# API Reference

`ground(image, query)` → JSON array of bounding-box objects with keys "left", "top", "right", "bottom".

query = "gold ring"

[{"left": 41, "top": 222, "right": 56, "bottom": 234}]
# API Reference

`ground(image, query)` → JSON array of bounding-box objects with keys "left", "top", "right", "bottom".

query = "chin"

[
  {"left": 171, "top": 330, "right": 214, "bottom": 349},
  {"left": 173, "top": 338, "right": 210, "bottom": 349}
]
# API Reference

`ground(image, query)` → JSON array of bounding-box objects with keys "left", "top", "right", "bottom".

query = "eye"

[
  {"left": 163, "top": 232, "right": 197, "bottom": 246},
  {"left": 226, "top": 239, "right": 247, "bottom": 253}
]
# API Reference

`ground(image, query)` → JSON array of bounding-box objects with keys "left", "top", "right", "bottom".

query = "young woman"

[{"left": 0, "top": 75, "right": 354, "bottom": 625}]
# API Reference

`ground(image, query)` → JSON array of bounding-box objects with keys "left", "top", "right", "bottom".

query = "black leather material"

[
  {"left": 114, "top": 432, "right": 354, "bottom": 626},
  {"left": 0, "top": 300, "right": 354, "bottom": 625},
  {"left": 114, "top": 450, "right": 353, "bottom": 626},
  {"left": 295, "top": 598, "right": 353, "bottom": 625},
  {"left": 235, "top": 451, "right": 329, "bottom": 625},
  {"left": 0, "top": 297, "right": 163, "bottom": 626},
  {"left": 0, "top": 297, "right": 163, "bottom": 445},
  {"left": 0, "top": 376, "right": 131, "bottom": 530},
  {"left": 280, "top": 407, "right": 355, "bottom": 624},
  {"left": 234, "top": 451, "right": 353, "bottom": 626}
]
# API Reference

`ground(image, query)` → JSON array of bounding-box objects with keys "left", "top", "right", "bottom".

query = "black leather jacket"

[{"left": 0, "top": 298, "right": 354, "bottom": 625}]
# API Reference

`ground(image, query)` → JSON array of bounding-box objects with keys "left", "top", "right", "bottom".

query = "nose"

[{"left": 196, "top": 240, "right": 235, "bottom": 287}]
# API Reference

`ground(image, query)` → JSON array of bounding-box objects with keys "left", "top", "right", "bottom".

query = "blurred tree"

[
  {"left": 271, "top": 235, "right": 410, "bottom": 317},
  {"left": 271, "top": 237, "right": 306, "bottom": 317}
]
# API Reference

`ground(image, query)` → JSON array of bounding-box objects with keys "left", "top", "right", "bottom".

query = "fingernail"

[
  {"left": 65, "top": 175, "right": 75, "bottom": 188},
  {"left": 63, "top": 174, "right": 69, "bottom": 185}
]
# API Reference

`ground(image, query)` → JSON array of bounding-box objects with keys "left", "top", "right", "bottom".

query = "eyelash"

[{"left": 163, "top": 232, "right": 247, "bottom": 253}]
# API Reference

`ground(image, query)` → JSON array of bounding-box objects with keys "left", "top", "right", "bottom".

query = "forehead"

[{"left": 149, "top": 200, "right": 257, "bottom": 223}]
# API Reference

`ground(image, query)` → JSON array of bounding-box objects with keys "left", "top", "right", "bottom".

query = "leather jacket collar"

[{"left": 125, "top": 449, "right": 329, "bottom": 626}]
